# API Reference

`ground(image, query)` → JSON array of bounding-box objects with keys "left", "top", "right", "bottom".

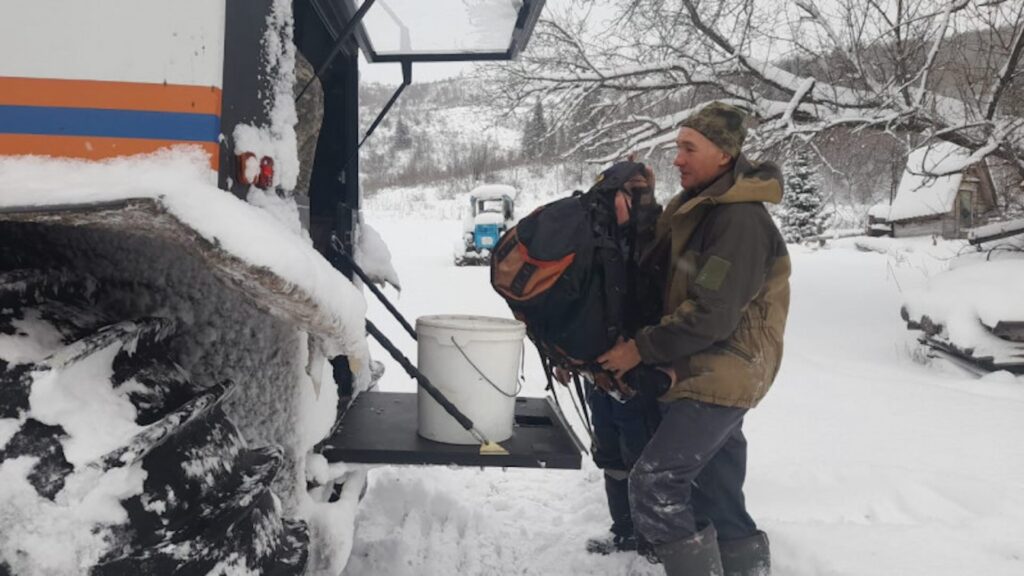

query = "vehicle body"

[
  {"left": 0, "top": 2, "right": 359, "bottom": 573},
  {"left": 0, "top": 1, "right": 571, "bottom": 574},
  {"left": 456, "top": 184, "right": 516, "bottom": 266}
]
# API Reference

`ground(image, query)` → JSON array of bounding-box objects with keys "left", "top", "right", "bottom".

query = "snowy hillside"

[{"left": 359, "top": 79, "right": 524, "bottom": 194}]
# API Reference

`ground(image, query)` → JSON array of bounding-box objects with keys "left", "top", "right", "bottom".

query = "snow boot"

[
  {"left": 586, "top": 532, "right": 639, "bottom": 555},
  {"left": 719, "top": 531, "right": 770, "bottom": 576},
  {"left": 654, "top": 525, "right": 724, "bottom": 576},
  {"left": 587, "top": 473, "right": 637, "bottom": 554}
]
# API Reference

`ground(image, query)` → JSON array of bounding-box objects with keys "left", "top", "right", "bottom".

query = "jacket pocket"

[
  {"left": 716, "top": 341, "right": 754, "bottom": 363},
  {"left": 758, "top": 322, "right": 783, "bottom": 380}
]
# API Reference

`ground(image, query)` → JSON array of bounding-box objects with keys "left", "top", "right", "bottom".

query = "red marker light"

[
  {"left": 256, "top": 156, "right": 275, "bottom": 189},
  {"left": 236, "top": 152, "right": 257, "bottom": 185}
]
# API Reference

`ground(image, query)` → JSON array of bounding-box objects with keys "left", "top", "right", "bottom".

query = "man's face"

[{"left": 673, "top": 127, "right": 733, "bottom": 190}]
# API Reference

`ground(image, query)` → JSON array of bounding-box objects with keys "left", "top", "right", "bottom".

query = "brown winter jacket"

[{"left": 634, "top": 155, "right": 790, "bottom": 408}]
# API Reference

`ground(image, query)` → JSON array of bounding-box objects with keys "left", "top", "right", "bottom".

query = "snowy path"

[{"left": 344, "top": 215, "right": 1024, "bottom": 576}]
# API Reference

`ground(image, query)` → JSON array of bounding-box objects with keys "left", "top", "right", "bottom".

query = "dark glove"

[
  {"left": 622, "top": 365, "right": 672, "bottom": 399},
  {"left": 593, "top": 371, "right": 637, "bottom": 400},
  {"left": 632, "top": 203, "right": 662, "bottom": 244},
  {"left": 625, "top": 165, "right": 661, "bottom": 238}
]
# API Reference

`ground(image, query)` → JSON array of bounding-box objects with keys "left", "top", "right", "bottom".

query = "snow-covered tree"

[
  {"left": 484, "top": 0, "right": 1024, "bottom": 180},
  {"left": 393, "top": 117, "right": 412, "bottom": 151},
  {"left": 780, "top": 148, "right": 826, "bottom": 243},
  {"left": 521, "top": 98, "right": 548, "bottom": 160}
]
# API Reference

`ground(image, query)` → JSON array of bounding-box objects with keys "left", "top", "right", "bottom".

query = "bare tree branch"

[
  {"left": 482, "top": 0, "right": 1024, "bottom": 180},
  {"left": 984, "top": 10, "right": 1024, "bottom": 119}
]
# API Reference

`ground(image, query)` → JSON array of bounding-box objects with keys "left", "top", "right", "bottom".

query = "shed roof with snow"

[
  {"left": 868, "top": 200, "right": 891, "bottom": 219},
  {"left": 886, "top": 142, "right": 973, "bottom": 223}
]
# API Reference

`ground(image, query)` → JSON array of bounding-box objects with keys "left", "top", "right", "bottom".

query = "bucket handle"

[{"left": 450, "top": 336, "right": 523, "bottom": 398}]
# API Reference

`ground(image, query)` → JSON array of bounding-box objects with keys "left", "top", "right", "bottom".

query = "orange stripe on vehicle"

[
  {"left": 0, "top": 134, "right": 219, "bottom": 170},
  {"left": 0, "top": 77, "right": 222, "bottom": 116}
]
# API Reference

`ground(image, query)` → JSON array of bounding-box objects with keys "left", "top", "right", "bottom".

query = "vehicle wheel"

[{"left": 0, "top": 267, "right": 308, "bottom": 575}]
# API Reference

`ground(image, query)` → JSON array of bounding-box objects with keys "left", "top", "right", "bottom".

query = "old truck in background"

[{"left": 455, "top": 184, "right": 516, "bottom": 266}]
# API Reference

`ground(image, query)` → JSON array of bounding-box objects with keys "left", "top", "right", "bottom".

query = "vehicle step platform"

[{"left": 322, "top": 392, "right": 584, "bottom": 470}]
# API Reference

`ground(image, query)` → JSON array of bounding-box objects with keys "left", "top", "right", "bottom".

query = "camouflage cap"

[{"left": 680, "top": 102, "right": 747, "bottom": 158}]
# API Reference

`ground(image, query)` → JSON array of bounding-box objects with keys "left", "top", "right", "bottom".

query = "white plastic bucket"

[{"left": 416, "top": 315, "right": 525, "bottom": 445}]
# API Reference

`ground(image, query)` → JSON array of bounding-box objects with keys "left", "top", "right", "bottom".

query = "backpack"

[{"left": 490, "top": 162, "right": 649, "bottom": 370}]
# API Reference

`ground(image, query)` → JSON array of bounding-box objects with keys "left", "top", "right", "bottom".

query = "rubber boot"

[
  {"left": 654, "top": 525, "right": 724, "bottom": 576},
  {"left": 719, "top": 531, "right": 770, "bottom": 576},
  {"left": 586, "top": 474, "right": 638, "bottom": 554}
]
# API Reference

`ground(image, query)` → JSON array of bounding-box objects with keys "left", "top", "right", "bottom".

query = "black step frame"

[{"left": 321, "top": 392, "right": 585, "bottom": 470}]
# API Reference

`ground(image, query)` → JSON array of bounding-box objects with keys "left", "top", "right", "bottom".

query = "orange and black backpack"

[{"left": 490, "top": 162, "right": 649, "bottom": 370}]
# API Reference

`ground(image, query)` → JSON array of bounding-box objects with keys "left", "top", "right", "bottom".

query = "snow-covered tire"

[{"left": 0, "top": 268, "right": 308, "bottom": 575}]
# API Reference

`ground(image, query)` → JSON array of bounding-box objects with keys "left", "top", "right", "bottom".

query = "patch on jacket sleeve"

[{"left": 695, "top": 255, "right": 731, "bottom": 291}]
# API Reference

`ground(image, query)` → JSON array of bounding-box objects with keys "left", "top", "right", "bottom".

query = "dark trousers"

[
  {"left": 586, "top": 382, "right": 661, "bottom": 537},
  {"left": 629, "top": 398, "right": 758, "bottom": 546}
]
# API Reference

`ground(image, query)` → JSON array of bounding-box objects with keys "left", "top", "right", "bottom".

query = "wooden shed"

[{"left": 872, "top": 142, "right": 999, "bottom": 239}]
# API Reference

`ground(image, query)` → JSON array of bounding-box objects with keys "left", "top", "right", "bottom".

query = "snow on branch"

[
  {"left": 984, "top": 12, "right": 1024, "bottom": 120},
  {"left": 484, "top": 0, "right": 1024, "bottom": 177}
]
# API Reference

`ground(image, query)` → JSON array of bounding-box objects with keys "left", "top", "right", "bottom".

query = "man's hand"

[
  {"left": 597, "top": 338, "right": 643, "bottom": 379},
  {"left": 622, "top": 163, "right": 659, "bottom": 237},
  {"left": 621, "top": 158, "right": 655, "bottom": 201},
  {"left": 642, "top": 165, "right": 656, "bottom": 199},
  {"left": 593, "top": 372, "right": 636, "bottom": 400}
]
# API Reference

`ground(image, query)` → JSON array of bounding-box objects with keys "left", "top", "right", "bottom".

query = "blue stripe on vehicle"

[{"left": 0, "top": 105, "right": 220, "bottom": 142}]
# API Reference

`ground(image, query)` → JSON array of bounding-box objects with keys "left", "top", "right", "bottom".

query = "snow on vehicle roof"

[
  {"left": 888, "top": 142, "right": 972, "bottom": 223},
  {"left": 469, "top": 184, "right": 516, "bottom": 201},
  {"left": 473, "top": 212, "right": 507, "bottom": 225},
  {"left": 0, "top": 148, "right": 367, "bottom": 359}
]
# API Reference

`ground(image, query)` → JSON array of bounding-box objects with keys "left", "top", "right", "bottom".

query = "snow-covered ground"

[{"left": 347, "top": 214, "right": 1024, "bottom": 576}]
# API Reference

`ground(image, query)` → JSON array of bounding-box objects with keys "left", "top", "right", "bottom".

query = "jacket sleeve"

[{"left": 634, "top": 204, "right": 772, "bottom": 364}]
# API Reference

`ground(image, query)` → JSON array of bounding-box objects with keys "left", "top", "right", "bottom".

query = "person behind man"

[
  {"left": 558, "top": 164, "right": 665, "bottom": 556},
  {"left": 598, "top": 102, "right": 790, "bottom": 576}
]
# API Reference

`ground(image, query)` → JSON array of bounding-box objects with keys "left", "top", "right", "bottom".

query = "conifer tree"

[
  {"left": 393, "top": 117, "right": 413, "bottom": 151},
  {"left": 780, "top": 147, "right": 826, "bottom": 243},
  {"left": 521, "top": 99, "right": 548, "bottom": 160}
]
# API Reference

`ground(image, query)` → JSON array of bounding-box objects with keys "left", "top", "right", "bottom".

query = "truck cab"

[{"left": 457, "top": 184, "right": 516, "bottom": 265}]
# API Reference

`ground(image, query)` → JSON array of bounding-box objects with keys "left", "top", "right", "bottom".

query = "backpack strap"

[
  {"left": 539, "top": 350, "right": 556, "bottom": 393},
  {"left": 586, "top": 196, "right": 627, "bottom": 347},
  {"left": 571, "top": 373, "right": 592, "bottom": 432},
  {"left": 594, "top": 237, "right": 625, "bottom": 346}
]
